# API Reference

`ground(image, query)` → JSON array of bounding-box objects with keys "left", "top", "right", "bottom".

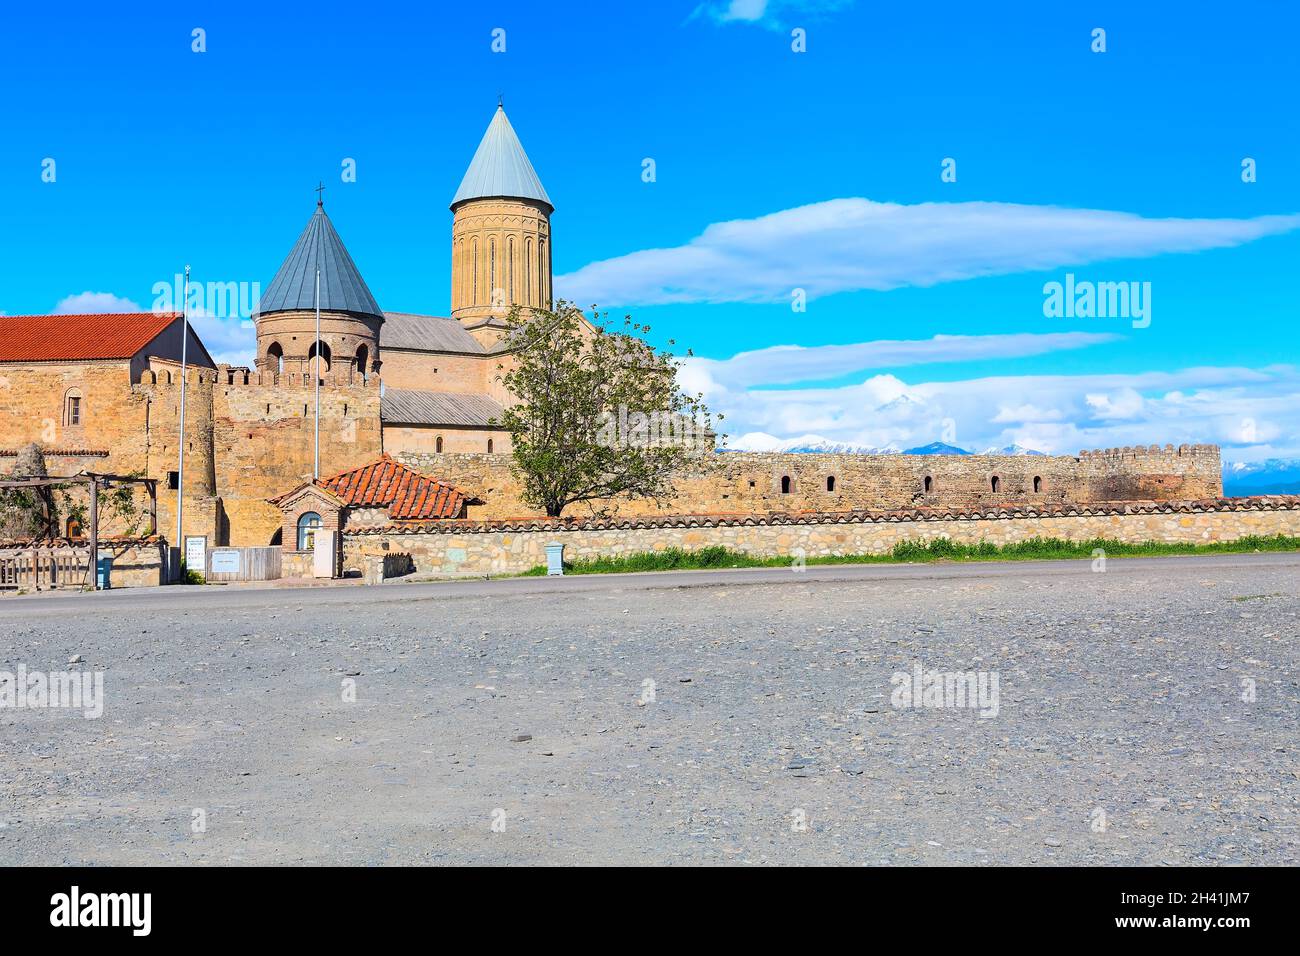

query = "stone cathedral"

[{"left": 0, "top": 104, "right": 1225, "bottom": 568}]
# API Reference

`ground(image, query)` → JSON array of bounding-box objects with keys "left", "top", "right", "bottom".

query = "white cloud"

[
  {"left": 186, "top": 309, "right": 255, "bottom": 368},
  {"left": 695, "top": 353, "right": 1300, "bottom": 462},
  {"left": 691, "top": 0, "right": 852, "bottom": 28},
  {"left": 685, "top": 330, "right": 1118, "bottom": 389},
  {"left": 53, "top": 291, "right": 144, "bottom": 314},
  {"left": 557, "top": 199, "right": 1300, "bottom": 307}
]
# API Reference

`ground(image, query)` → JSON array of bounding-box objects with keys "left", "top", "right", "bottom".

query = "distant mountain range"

[
  {"left": 726, "top": 434, "right": 1047, "bottom": 456},
  {"left": 726, "top": 434, "right": 899, "bottom": 454},
  {"left": 1223, "top": 458, "right": 1300, "bottom": 496}
]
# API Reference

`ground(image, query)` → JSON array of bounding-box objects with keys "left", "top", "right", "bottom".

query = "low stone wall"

[
  {"left": 100, "top": 539, "right": 168, "bottom": 587},
  {"left": 342, "top": 496, "right": 1300, "bottom": 577}
]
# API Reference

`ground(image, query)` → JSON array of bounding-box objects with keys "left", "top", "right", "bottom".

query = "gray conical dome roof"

[
  {"left": 257, "top": 204, "right": 383, "bottom": 320},
  {"left": 451, "top": 105, "right": 552, "bottom": 210}
]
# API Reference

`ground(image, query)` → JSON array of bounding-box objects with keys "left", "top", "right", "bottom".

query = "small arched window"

[
  {"left": 435, "top": 436, "right": 443, "bottom": 453},
  {"left": 487, "top": 438, "right": 494, "bottom": 453},
  {"left": 66, "top": 517, "right": 83, "bottom": 540},
  {"left": 297, "top": 512, "right": 322, "bottom": 551},
  {"left": 924, "top": 475, "right": 933, "bottom": 493},
  {"left": 826, "top": 476, "right": 836, "bottom": 492},
  {"left": 270, "top": 528, "right": 283, "bottom": 546},
  {"left": 64, "top": 389, "right": 83, "bottom": 426},
  {"left": 354, "top": 344, "right": 369, "bottom": 380},
  {"left": 266, "top": 341, "right": 284, "bottom": 375},
  {"left": 1033, "top": 475, "right": 1042, "bottom": 493},
  {"left": 780, "top": 475, "right": 791, "bottom": 494},
  {"left": 990, "top": 475, "right": 1001, "bottom": 493}
]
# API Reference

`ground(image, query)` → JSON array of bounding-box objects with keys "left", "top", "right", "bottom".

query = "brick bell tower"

[
  {"left": 449, "top": 102, "right": 553, "bottom": 349},
  {"left": 254, "top": 196, "right": 384, "bottom": 382}
]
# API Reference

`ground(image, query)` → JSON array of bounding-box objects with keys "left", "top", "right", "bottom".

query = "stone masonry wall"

[
  {"left": 212, "top": 367, "right": 383, "bottom": 547},
  {"left": 396, "top": 444, "right": 1224, "bottom": 519},
  {"left": 343, "top": 497, "right": 1300, "bottom": 577},
  {"left": 0, "top": 360, "right": 218, "bottom": 542}
]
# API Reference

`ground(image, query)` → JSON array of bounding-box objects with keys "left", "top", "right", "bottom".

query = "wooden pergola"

[{"left": 0, "top": 472, "right": 157, "bottom": 587}]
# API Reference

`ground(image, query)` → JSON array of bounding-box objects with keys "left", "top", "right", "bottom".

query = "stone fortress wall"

[
  {"left": 0, "top": 352, "right": 1228, "bottom": 552},
  {"left": 395, "top": 443, "right": 1223, "bottom": 519}
]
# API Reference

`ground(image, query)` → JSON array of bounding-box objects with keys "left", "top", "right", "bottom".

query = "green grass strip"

[{"left": 520, "top": 535, "right": 1300, "bottom": 576}]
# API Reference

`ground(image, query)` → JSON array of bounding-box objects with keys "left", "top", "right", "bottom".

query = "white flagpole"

[
  {"left": 314, "top": 266, "right": 321, "bottom": 480},
  {"left": 176, "top": 265, "right": 190, "bottom": 577}
]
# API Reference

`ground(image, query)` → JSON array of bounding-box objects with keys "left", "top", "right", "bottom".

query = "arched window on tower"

[
  {"left": 435, "top": 436, "right": 443, "bottom": 453},
  {"left": 307, "top": 341, "right": 331, "bottom": 377},
  {"left": 990, "top": 475, "right": 1001, "bottom": 493},
  {"left": 354, "top": 344, "right": 369, "bottom": 381},
  {"left": 924, "top": 475, "right": 933, "bottom": 494},
  {"left": 539, "top": 239, "right": 547, "bottom": 306},
  {"left": 780, "top": 475, "right": 792, "bottom": 494},
  {"left": 471, "top": 238, "right": 479, "bottom": 301},
  {"left": 489, "top": 238, "right": 497, "bottom": 299},
  {"left": 1033, "top": 475, "right": 1042, "bottom": 493},
  {"left": 508, "top": 237, "right": 515, "bottom": 303},
  {"left": 266, "top": 341, "right": 284, "bottom": 376},
  {"left": 525, "top": 238, "right": 534, "bottom": 306}
]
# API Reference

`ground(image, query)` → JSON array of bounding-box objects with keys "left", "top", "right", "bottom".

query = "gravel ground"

[{"left": 1, "top": 553, "right": 1297, "bottom": 866}]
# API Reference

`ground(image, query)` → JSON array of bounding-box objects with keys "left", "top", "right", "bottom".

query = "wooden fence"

[
  {"left": 0, "top": 546, "right": 91, "bottom": 590},
  {"left": 201, "top": 546, "right": 282, "bottom": 582}
]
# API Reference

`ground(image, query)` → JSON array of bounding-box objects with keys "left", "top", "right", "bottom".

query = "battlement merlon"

[
  {"left": 1077, "top": 443, "right": 1221, "bottom": 460},
  {"left": 134, "top": 365, "right": 381, "bottom": 389}
]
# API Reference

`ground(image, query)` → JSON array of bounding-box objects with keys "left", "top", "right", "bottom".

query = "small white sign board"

[
  {"left": 210, "top": 550, "right": 242, "bottom": 574},
  {"left": 184, "top": 535, "right": 207, "bottom": 572}
]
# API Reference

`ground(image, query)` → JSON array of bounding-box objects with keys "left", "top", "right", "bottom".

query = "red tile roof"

[
  {"left": 318, "top": 455, "right": 467, "bottom": 520},
  {"left": 0, "top": 312, "right": 182, "bottom": 362}
]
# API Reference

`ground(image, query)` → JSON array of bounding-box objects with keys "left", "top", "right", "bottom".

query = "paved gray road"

[{"left": 2, "top": 553, "right": 1297, "bottom": 865}]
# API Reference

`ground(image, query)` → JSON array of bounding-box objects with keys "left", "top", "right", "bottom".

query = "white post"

[
  {"left": 314, "top": 267, "right": 321, "bottom": 480},
  {"left": 176, "top": 265, "right": 190, "bottom": 578}
]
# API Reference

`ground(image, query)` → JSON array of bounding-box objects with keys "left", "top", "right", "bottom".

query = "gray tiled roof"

[
  {"left": 379, "top": 313, "right": 486, "bottom": 354},
  {"left": 381, "top": 388, "right": 506, "bottom": 428},
  {"left": 258, "top": 204, "right": 383, "bottom": 320},
  {"left": 451, "top": 105, "right": 552, "bottom": 209}
]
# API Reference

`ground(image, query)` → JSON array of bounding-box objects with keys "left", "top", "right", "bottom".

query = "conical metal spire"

[
  {"left": 451, "top": 104, "right": 552, "bottom": 210},
  {"left": 257, "top": 203, "right": 383, "bottom": 319}
]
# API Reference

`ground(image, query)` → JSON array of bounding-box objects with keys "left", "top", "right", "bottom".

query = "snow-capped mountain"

[
  {"left": 980, "top": 444, "right": 1047, "bottom": 456},
  {"left": 1223, "top": 458, "right": 1300, "bottom": 496},
  {"left": 903, "top": 442, "right": 971, "bottom": 456},
  {"left": 726, "top": 432, "right": 899, "bottom": 454}
]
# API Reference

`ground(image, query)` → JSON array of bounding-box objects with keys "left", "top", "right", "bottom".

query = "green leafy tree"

[{"left": 494, "top": 301, "right": 721, "bottom": 518}]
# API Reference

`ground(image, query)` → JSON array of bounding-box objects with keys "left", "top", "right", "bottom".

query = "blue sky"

[{"left": 1, "top": 0, "right": 1297, "bottom": 461}]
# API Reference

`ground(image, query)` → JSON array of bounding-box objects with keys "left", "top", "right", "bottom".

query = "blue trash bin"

[{"left": 96, "top": 555, "right": 113, "bottom": 590}]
